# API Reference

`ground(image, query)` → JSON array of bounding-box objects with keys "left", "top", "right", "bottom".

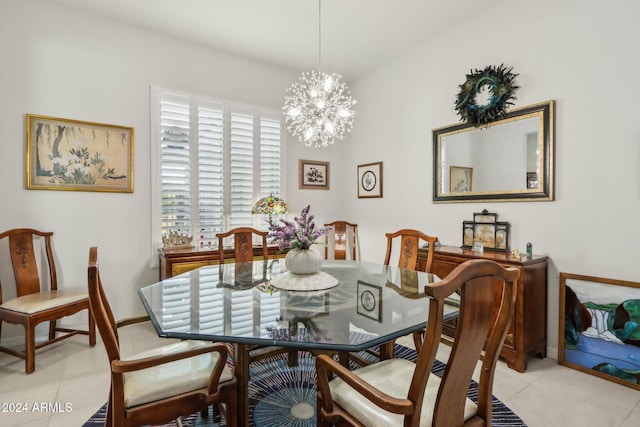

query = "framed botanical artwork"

[
  {"left": 357, "top": 281, "right": 382, "bottom": 321},
  {"left": 26, "top": 114, "right": 134, "bottom": 193},
  {"left": 299, "top": 159, "right": 330, "bottom": 190},
  {"left": 559, "top": 273, "right": 640, "bottom": 391},
  {"left": 449, "top": 166, "right": 473, "bottom": 192},
  {"left": 357, "top": 161, "right": 383, "bottom": 198}
]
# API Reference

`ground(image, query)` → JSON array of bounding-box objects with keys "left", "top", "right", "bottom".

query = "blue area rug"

[{"left": 83, "top": 344, "right": 526, "bottom": 426}]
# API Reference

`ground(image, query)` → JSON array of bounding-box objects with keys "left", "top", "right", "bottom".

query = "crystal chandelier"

[{"left": 283, "top": 0, "right": 356, "bottom": 148}]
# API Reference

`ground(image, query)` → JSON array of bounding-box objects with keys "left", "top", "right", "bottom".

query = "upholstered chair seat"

[
  {"left": 122, "top": 340, "right": 235, "bottom": 408},
  {"left": 0, "top": 290, "right": 88, "bottom": 314},
  {"left": 329, "top": 358, "right": 477, "bottom": 427}
]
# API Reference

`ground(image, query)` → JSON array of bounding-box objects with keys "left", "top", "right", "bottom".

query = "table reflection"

[{"left": 139, "top": 259, "right": 455, "bottom": 350}]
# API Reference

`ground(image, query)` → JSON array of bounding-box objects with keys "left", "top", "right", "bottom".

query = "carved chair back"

[
  {"left": 216, "top": 227, "right": 268, "bottom": 264},
  {"left": 384, "top": 228, "right": 437, "bottom": 272}
]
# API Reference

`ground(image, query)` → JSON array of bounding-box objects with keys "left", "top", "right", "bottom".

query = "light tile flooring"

[{"left": 1, "top": 325, "right": 639, "bottom": 426}]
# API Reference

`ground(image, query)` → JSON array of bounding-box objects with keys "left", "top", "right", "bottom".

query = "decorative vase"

[{"left": 285, "top": 248, "right": 322, "bottom": 275}]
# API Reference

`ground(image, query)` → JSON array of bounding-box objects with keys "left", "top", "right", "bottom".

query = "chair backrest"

[
  {"left": 409, "top": 259, "right": 519, "bottom": 427},
  {"left": 0, "top": 228, "right": 57, "bottom": 299},
  {"left": 324, "top": 221, "right": 358, "bottom": 260},
  {"left": 87, "top": 247, "right": 121, "bottom": 363},
  {"left": 216, "top": 227, "right": 268, "bottom": 264},
  {"left": 384, "top": 229, "right": 437, "bottom": 272}
]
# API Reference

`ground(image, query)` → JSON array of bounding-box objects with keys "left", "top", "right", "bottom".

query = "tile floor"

[{"left": 0, "top": 325, "right": 639, "bottom": 426}]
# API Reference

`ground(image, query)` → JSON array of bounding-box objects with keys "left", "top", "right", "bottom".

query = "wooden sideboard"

[
  {"left": 418, "top": 245, "right": 547, "bottom": 372},
  {"left": 159, "top": 246, "right": 286, "bottom": 280}
]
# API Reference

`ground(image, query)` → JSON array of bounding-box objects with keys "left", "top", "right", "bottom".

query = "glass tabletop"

[{"left": 139, "top": 259, "right": 459, "bottom": 352}]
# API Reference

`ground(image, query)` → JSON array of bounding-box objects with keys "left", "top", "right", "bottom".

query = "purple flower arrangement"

[{"left": 268, "top": 205, "right": 330, "bottom": 251}]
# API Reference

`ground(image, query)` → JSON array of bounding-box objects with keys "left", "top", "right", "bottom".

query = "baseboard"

[{"left": 547, "top": 345, "right": 558, "bottom": 360}]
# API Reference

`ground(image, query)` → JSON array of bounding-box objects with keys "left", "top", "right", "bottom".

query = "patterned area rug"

[{"left": 83, "top": 344, "right": 526, "bottom": 426}]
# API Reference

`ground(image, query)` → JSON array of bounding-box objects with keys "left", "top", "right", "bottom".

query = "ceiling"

[{"left": 48, "top": 0, "right": 502, "bottom": 80}]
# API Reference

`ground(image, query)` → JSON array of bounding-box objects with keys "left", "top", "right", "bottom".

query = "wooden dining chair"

[
  {"left": 381, "top": 229, "right": 438, "bottom": 357},
  {"left": 324, "top": 221, "right": 358, "bottom": 260},
  {"left": 384, "top": 228, "right": 437, "bottom": 272},
  {"left": 216, "top": 227, "right": 268, "bottom": 264},
  {"left": 0, "top": 228, "right": 95, "bottom": 373},
  {"left": 216, "top": 227, "right": 298, "bottom": 366},
  {"left": 316, "top": 259, "right": 519, "bottom": 427},
  {"left": 88, "top": 247, "right": 237, "bottom": 427}
]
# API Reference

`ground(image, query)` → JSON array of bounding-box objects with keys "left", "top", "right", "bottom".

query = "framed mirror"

[{"left": 433, "top": 100, "right": 555, "bottom": 203}]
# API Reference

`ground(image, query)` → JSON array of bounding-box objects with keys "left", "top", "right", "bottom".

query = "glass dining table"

[{"left": 138, "top": 259, "right": 459, "bottom": 426}]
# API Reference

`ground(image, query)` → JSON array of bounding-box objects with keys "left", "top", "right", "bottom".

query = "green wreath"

[{"left": 454, "top": 64, "right": 519, "bottom": 127}]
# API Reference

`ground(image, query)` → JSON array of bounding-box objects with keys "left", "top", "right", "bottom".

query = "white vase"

[{"left": 285, "top": 248, "right": 322, "bottom": 275}]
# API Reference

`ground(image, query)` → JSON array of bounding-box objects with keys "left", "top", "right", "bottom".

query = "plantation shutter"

[
  {"left": 228, "top": 112, "right": 254, "bottom": 228},
  {"left": 153, "top": 87, "right": 284, "bottom": 249},
  {"left": 197, "top": 101, "right": 225, "bottom": 246},
  {"left": 259, "top": 116, "right": 282, "bottom": 197},
  {"left": 160, "top": 93, "right": 191, "bottom": 237}
]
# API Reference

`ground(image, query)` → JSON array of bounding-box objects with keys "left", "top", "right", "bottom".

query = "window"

[{"left": 151, "top": 87, "right": 285, "bottom": 250}]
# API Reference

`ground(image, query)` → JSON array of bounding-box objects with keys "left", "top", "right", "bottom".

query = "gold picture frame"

[
  {"left": 26, "top": 114, "right": 134, "bottom": 193},
  {"left": 559, "top": 272, "right": 640, "bottom": 391},
  {"left": 449, "top": 166, "right": 473, "bottom": 192},
  {"left": 299, "top": 159, "right": 330, "bottom": 190}
]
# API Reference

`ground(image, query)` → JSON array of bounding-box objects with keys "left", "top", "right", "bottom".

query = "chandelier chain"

[
  {"left": 282, "top": 0, "right": 356, "bottom": 148},
  {"left": 318, "top": 0, "right": 321, "bottom": 70}
]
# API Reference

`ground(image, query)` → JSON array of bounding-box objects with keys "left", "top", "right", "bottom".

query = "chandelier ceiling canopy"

[{"left": 283, "top": 0, "right": 356, "bottom": 148}]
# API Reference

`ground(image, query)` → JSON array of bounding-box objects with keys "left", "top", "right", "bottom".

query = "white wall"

[
  {"left": 339, "top": 0, "right": 640, "bottom": 357},
  {"left": 0, "top": 0, "right": 299, "bottom": 339}
]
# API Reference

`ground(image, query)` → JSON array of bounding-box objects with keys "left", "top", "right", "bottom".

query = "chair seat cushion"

[
  {"left": 0, "top": 289, "right": 88, "bottom": 314},
  {"left": 123, "top": 340, "right": 234, "bottom": 408},
  {"left": 329, "top": 358, "right": 477, "bottom": 427}
]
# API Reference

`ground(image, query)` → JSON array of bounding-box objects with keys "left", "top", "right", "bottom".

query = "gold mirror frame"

[{"left": 433, "top": 100, "right": 555, "bottom": 203}]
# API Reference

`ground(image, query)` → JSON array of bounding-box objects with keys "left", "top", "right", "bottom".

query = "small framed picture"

[
  {"left": 299, "top": 159, "right": 330, "bottom": 190},
  {"left": 357, "top": 281, "right": 382, "bottom": 321},
  {"left": 450, "top": 166, "right": 473, "bottom": 192},
  {"left": 357, "top": 161, "right": 383, "bottom": 198}
]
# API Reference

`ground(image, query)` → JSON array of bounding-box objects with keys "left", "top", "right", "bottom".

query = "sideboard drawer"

[
  {"left": 159, "top": 246, "right": 286, "bottom": 280},
  {"left": 171, "top": 260, "right": 219, "bottom": 277}
]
